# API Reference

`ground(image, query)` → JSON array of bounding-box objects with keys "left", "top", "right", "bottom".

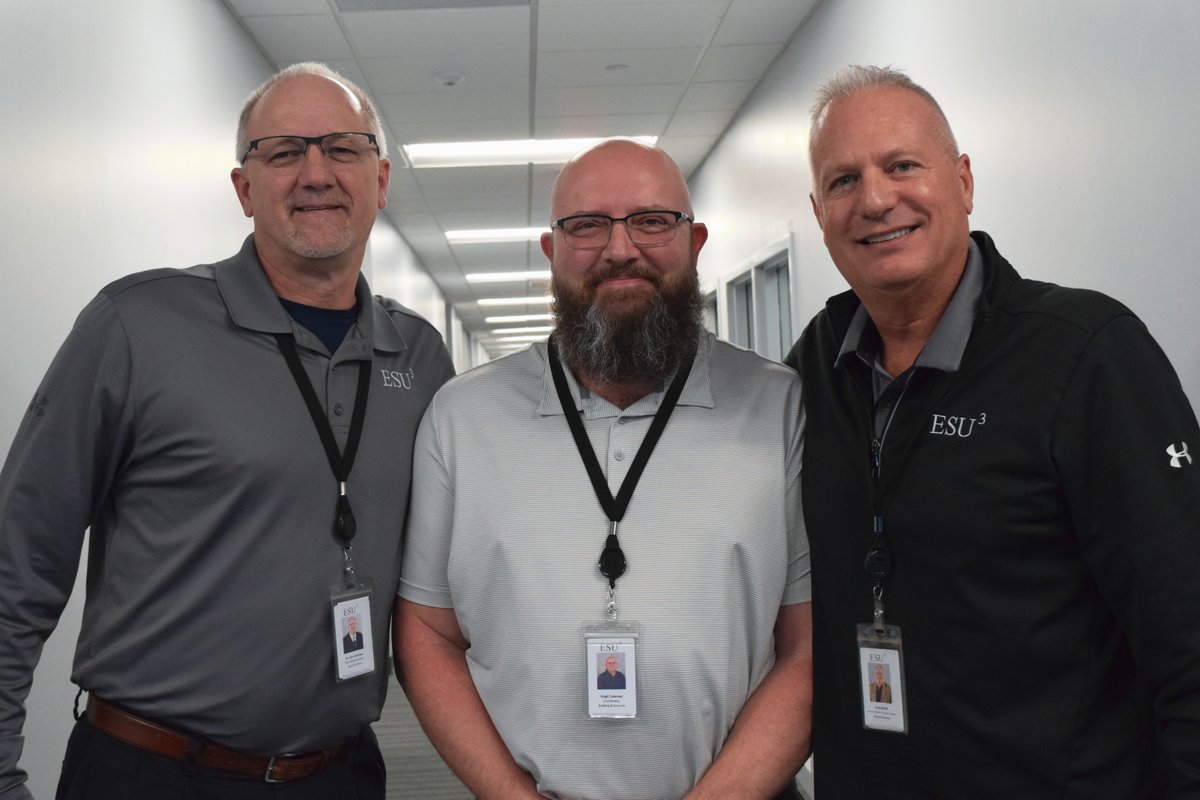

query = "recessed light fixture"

[
  {"left": 485, "top": 313, "right": 554, "bottom": 324},
  {"left": 465, "top": 270, "right": 551, "bottom": 283},
  {"left": 477, "top": 296, "right": 552, "bottom": 307},
  {"left": 433, "top": 70, "right": 466, "bottom": 87},
  {"left": 446, "top": 227, "right": 546, "bottom": 244},
  {"left": 405, "top": 136, "right": 657, "bottom": 169}
]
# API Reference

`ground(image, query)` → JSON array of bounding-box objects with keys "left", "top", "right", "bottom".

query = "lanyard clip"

[{"left": 873, "top": 583, "right": 886, "bottom": 633}]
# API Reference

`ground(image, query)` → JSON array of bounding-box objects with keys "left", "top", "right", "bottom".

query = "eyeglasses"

[
  {"left": 240, "top": 132, "right": 380, "bottom": 167},
  {"left": 552, "top": 210, "right": 692, "bottom": 250}
]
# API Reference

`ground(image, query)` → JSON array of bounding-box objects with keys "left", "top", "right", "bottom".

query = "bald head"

[{"left": 549, "top": 139, "right": 694, "bottom": 221}]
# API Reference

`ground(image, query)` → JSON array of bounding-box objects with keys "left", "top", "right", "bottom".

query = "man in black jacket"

[{"left": 786, "top": 65, "right": 1200, "bottom": 798}]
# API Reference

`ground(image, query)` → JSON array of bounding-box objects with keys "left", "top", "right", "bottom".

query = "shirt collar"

[
  {"left": 537, "top": 331, "right": 717, "bottom": 418},
  {"left": 834, "top": 237, "right": 984, "bottom": 375},
  {"left": 215, "top": 234, "right": 407, "bottom": 355}
]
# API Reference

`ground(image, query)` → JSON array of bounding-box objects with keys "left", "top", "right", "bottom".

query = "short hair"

[
  {"left": 235, "top": 62, "right": 388, "bottom": 162},
  {"left": 810, "top": 65, "right": 958, "bottom": 157}
]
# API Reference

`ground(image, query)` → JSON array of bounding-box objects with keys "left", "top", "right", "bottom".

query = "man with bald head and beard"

[{"left": 396, "top": 139, "right": 812, "bottom": 800}]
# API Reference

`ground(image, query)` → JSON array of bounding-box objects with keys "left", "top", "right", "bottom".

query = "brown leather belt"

[{"left": 86, "top": 695, "right": 347, "bottom": 783}]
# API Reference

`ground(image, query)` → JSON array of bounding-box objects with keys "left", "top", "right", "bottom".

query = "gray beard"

[{"left": 551, "top": 270, "right": 704, "bottom": 389}]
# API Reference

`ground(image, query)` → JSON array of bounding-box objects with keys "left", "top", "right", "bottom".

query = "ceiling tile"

[
  {"left": 693, "top": 43, "right": 782, "bottom": 82},
  {"left": 341, "top": 7, "right": 530, "bottom": 58},
  {"left": 390, "top": 119, "right": 532, "bottom": 146},
  {"left": 538, "top": 2, "right": 727, "bottom": 52},
  {"left": 360, "top": 51, "right": 529, "bottom": 94},
  {"left": 664, "top": 109, "right": 736, "bottom": 138},
  {"left": 533, "top": 113, "right": 671, "bottom": 138},
  {"left": 712, "top": 0, "right": 818, "bottom": 45},
  {"left": 537, "top": 48, "right": 701, "bottom": 88},
  {"left": 241, "top": 15, "right": 353, "bottom": 62},
  {"left": 537, "top": 83, "right": 686, "bottom": 117},
  {"left": 378, "top": 89, "right": 529, "bottom": 124},
  {"left": 336, "top": 0, "right": 530, "bottom": 9},
  {"left": 229, "top": 0, "right": 330, "bottom": 14},
  {"left": 677, "top": 80, "right": 756, "bottom": 112}
]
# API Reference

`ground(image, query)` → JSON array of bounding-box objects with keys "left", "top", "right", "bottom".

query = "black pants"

[
  {"left": 56, "top": 717, "right": 385, "bottom": 800},
  {"left": 773, "top": 782, "right": 805, "bottom": 800}
]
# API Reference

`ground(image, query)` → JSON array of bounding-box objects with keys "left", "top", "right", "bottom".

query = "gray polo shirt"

[
  {"left": 0, "top": 235, "right": 453, "bottom": 791},
  {"left": 400, "top": 333, "right": 810, "bottom": 799}
]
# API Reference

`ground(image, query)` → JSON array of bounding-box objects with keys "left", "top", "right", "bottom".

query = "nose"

[
  {"left": 858, "top": 169, "right": 896, "bottom": 218},
  {"left": 601, "top": 219, "right": 640, "bottom": 263},
  {"left": 296, "top": 142, "right": 336, "bottom": 188}
]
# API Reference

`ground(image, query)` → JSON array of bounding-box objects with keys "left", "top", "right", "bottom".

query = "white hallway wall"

[
  {"left": 0, "top": 1, "right": 446, "bottom": 796},
  {"left": 692, "top": 0, "right": 1200, "bottom": 409}
]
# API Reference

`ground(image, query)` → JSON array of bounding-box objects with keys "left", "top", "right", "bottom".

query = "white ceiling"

[{"left": 223, "top": 0, "right": 818, "bottom": 347}]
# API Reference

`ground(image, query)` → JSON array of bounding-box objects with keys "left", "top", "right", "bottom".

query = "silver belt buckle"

[{"left": 263, "top": 755, "right": 282, "bottom": 783}]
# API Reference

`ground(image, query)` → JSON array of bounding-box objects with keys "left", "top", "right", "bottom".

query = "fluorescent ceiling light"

[
  {"left": 485, "top": 313, "right": 554, "bottom": 324},
  {"left": 481, "top": 325, "right": 553, "bottom": 335},
  {"left": 446, "top": 228, "right": 545, "bottom": 244},
  {"left": 405, "top": 136, "right": 657, "bottom": 169},
  {"left": 466, "top": 270, "right": 551, "bottom": 283},
  {"left": 477, "top": 296, "right": 551, "bottom": 307},
  {"left": 492, "top": 334, "right": 548, "bottom": 343}
]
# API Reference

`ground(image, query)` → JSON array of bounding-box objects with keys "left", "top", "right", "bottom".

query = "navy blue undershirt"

[{"left": 278, "top": 297, "right": 359, "bottom": 354}]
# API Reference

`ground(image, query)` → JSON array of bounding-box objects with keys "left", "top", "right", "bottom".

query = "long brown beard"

[{"left": 551, "top": 264, "right": 703, "bottom": 389}]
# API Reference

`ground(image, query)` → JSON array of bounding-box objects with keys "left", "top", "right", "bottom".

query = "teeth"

[{"left": 865, "top": 227, "right": 912, "bottom": 244}]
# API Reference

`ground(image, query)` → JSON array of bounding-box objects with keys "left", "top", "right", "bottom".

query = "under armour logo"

[{"left": 1167, "top": 442, "right": 1192, "bottom": 469}]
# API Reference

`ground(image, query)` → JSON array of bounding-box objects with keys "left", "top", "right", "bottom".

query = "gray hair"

[
  {"left": 810, "top": 65, "right": 958, "bottom": 157},
  {"left": 235, "top": 62, "right": 388, "bottom": 162}
]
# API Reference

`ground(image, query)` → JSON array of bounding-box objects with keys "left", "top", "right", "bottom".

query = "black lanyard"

[
  {"left": 547, "top": 338, "right": 693, "bottom": 589},
  {"left": 275, "top": 334, "right": 371, "bottom": 548}
]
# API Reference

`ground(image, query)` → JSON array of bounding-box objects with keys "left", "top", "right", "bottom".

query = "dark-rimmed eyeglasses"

[
  {"left": 552, "top": 210, "right": 692, "bottom": 250},
  {"left": 240, "top": 132, "right": 379, "bottom": 167}
]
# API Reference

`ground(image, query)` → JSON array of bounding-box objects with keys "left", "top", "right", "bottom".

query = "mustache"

[
  {"left": 586, "top": 264, "right": 661, "bottom": 290},
  {"left": 289, "top": 191, "right": 348, "bottom": 211}
]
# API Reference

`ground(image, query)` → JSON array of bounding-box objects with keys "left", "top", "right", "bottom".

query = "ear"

[
  {"left": 957, "top": 153, "right": 974, "bottom": 215},
  {"left": 809, "top": 192, "right": 825, "bottom": 231},
  {"left": 688, "top": 221, "right": 709, "bottom": 259},
  {"left": 376, "top": 158, "right": 392, "bottom": 210},
  {"left": 539, "top": 230, "right": 555, "bottom": 263},
  {"left": 231, "top": 168, "right": 253, "bottom": 218}
]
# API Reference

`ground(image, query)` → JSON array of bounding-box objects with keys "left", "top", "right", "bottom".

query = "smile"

[{"left": 862, "top": 227, "right": 914, "bottom": 245}]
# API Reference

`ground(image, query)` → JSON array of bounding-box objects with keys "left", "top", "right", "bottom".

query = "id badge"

[
  {"left": 856, "top": 623, "right": 907, "bottom": 733},
  {"left": 583, "top": 622, "right": 640, "bottom": 719},
  {"left": 331, "top": 578, "right": 375, "bottom": 682}
]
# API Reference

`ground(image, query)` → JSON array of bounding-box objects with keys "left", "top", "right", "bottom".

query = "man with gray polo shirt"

[
  {"left": 0, "top": 63, "right": 452, "bottom": 799},
  {"left": 395, "top": 139, "right": 812, "bottom": 800}
]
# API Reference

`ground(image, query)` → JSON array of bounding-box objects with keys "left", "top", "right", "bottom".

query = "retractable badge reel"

[
  {"left": 856, "top": 528, "right": 907, "bottom": 733},
  {"left": 330, "top": 484, "right": 376, "bottom": 682},
  {"left": 583, "top": 521, "right": 641, "bottom": 720}
]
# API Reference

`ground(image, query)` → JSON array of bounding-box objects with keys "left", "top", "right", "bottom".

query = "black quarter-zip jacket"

[{"left": 787, "top": 231, "right": 1200, "bottom": 798}]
